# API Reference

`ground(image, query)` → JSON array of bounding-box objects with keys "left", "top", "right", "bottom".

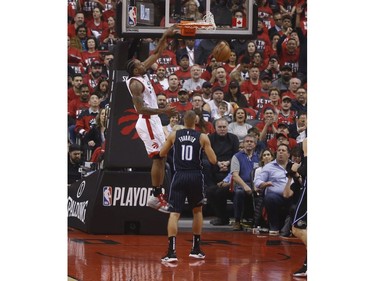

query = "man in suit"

[{"left": 176, "top": 39, "right": 197, "bottom": 67}]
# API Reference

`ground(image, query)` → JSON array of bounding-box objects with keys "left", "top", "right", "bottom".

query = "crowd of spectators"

[{"left": 67, "top": 0, "right": 308, "bottom": 236}]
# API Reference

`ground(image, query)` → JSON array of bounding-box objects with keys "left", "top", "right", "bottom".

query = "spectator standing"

[
  {"left": 254, "top": 19, "right": 272, "bottom": 59},
  {"left": 276, "top": 28, "right": 300, "bottom": 75},
  {"left": 277, "top": 0, "right": 296, "bottom": 18},
  {"left": 268, "top": 34, "right": 281, "bottom": 59},
  {"left": 247, "top": 74, "right": 272, "bottom": 115},
  {"left": 150, "top": 43, "right": 178, "bottom": 76},
  {"left": 195, "top": 39, "right": 218, "bottom": 66},
  {"left": 176, "top": 39, "right": 197, "bottom": 67},
  {"left": 257, "top": 0, "right": 274, "bottom": 29},
  {"left": 268, "top": 11, "right": 283, "bottom": 39},
  {"left": 211, "top": 66, "right": 230, "bottom": 93},
  {"left": 240, "top": 66, "right": 261, "bottom": 102}
]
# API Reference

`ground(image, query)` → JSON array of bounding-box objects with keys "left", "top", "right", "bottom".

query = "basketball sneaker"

[
  {"left": 161, "top": 251, "right": 178, "bottom": 262},
  {"left": 147, "top": 194, "right": 171, "bottom": 213},
  {"left": 189, "top": 248, "right": 205, "bottom": 259},
  {"left": 292, "top": 264, "right": 307, "bottom": 277}
]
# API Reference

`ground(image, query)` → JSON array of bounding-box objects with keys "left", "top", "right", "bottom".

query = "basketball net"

[
  {"left": 177, "top": 12, "right": 216, "bottom": 36},
  {"left": 200, "top": 11, "right": 216, "bottom": 30}
]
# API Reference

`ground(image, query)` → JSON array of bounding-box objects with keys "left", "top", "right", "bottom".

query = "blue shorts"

[{"left": 168, "top": 170, "right": 205, "bottom": 213}]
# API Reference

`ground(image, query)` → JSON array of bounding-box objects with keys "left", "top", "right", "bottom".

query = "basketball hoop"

[{"left": 177, "top": 11, "right": 216, "bottom": 36}]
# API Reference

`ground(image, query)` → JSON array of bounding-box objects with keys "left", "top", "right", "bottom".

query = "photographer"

[{"left": 281, "top": 145, "right": 304, "bottom": 237}]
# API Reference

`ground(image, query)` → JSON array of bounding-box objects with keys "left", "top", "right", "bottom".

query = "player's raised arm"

[{"left": 143, "top": 25, "right": 178, "bottom": 69}]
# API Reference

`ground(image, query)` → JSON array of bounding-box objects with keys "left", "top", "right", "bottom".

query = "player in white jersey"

[{"left": 126, "top": 26, "right": 178, "bottom": 213}]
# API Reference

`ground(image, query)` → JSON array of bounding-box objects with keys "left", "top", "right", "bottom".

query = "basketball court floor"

[{"left": 68, "top": 217, "right": 306, "bottom": 281}]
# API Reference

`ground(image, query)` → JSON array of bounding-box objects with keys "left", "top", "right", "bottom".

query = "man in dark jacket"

[{"left": 205, "top": 118, "right": 239, "bottom": 225}]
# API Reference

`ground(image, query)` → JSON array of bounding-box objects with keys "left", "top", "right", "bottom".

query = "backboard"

[{"left": 119, "top": 0, "right": 257, "bottom": 39}]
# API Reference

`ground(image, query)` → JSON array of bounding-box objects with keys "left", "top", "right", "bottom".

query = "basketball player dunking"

[{"left": 126, "top": 26, "right": 178, "bottom": 213}]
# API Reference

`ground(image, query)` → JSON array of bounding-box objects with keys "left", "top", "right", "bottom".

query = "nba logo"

[
  {"left": 103, "top": 186, "right": 112, "bottom": 206},
  {"left": 128, "top": 6, "right": 137, "bottom": 27}
]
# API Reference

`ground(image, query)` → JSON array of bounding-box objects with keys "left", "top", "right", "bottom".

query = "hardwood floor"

[{"left": 68, "top": 218, "right": 306, "bottom": 281}]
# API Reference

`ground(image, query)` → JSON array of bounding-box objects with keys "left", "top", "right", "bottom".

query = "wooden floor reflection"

[{"left": 68, "top": 219, "right": 306, "bottom": 281}]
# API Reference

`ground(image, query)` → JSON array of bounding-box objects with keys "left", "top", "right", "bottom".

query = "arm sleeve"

[
  {"left": 254, "top": 165, "right": 269, "bottom": 188},
  {"left": 230, "top": 155, "right": 240, "bottom": 174}
]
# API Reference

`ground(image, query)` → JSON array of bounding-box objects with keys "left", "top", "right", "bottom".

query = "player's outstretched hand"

[
  {"left": 164, "top": 105, "right": 178, "bottom": 117},
  {"left": 165, "top": 24, "right": 179, "bottom": 37}
]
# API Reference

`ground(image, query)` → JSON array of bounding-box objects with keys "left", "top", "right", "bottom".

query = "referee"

[{"left": 159, "top": 110, "right": 217, "bottom": 263}]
